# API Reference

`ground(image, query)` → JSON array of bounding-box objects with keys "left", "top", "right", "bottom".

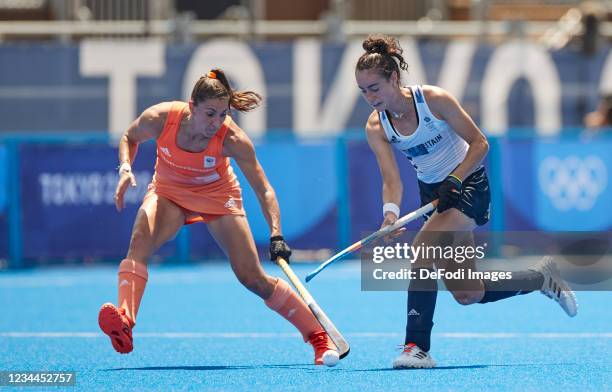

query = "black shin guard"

[
  {"left": 405, "top": 268, "right": 438, "bottom": 351},
  {"left": 479, "top": 270, "right": 544, "bottom": 303}
]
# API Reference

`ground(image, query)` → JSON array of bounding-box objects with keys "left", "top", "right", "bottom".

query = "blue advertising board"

[
  {"left": 502, "top": 138, "right": 612, "bottom": 231},
  {"left": 18, "top": 142, "right": 176, "bottom": 262},
  {"left": 0, "top": 145, "right": 7, "bottom": 259},
  {"left": 535, "top": 140, "right": 612, "bottom": 231},
  {"left": 0, "top": 145, "right": 6, "bottom": 211},
  {"left": 187, "top": 140, "right": 340, "bottom": 259},
  {"left": 15, "top": 140, "right": 340, "bottom": 263},
  {"left": 4, "top": 133, "right": 612, "bottom": 265}
]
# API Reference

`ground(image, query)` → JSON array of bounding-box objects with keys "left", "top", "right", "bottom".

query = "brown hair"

[
  {"left": 356, "top": 34, "right": 408, "bottom": 82},
  {"left": 190, "top": 68, "right": 262, "bottom": 112}
]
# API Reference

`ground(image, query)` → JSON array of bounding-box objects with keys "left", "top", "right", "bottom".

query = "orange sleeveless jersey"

[{"left": 144, "top": 101, "right": 245, "bottom": 224}]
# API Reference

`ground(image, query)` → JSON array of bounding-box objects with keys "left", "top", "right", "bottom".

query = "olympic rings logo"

[{"left": 538, "top": 155, "right": 608, "bottom": 211}]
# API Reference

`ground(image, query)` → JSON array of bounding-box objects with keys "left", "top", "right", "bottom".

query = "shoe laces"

[
  {"left": 309, "top": 331, "right": 330, "bottom": 351},
  {"left": 117, "top": 307, "right": 135, "bottom": 328},
  {"left": 398, "top": 343, "right": 417, "bottom": 353}
]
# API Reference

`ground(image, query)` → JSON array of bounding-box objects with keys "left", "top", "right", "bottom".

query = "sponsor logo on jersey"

[
  {"left": 413, "top": 88, "right": 424, "bottom": 103},
  {"left": 423, "top": 116, "right": 438, "bottom": 132},
  {"left": 402, "top": 134, "right": 443, "bottom": 158},
  {"left": 160, "top": 147, "right": 171, "bottom": 157},
  {"left": 204, "top": 156, "right": 216, "bottom": 168},
  {"left": 224, "top": 197, "right": 237, "bottom": 209}
]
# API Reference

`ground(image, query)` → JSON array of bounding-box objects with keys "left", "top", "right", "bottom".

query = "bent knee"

[
  {"left": 236, "top": 273, "right": 259, "bottom": 290},
  {"left": 236, "top": 273, "right": 274, "bottom": 296},
  {"left": 452, "top": 290, "right": 482, "bottom": 305}
]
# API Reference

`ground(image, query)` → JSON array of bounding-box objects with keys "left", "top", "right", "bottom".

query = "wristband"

[
  {"left": 270, "top": 235, "right": 284, "bottom": 242},
  {"left": 118, "top": 162, "right": 131, "bottom": 174},
  {"left": 383, "top": 202, "right": 400, "bottom": 218},
  {"left": 448, "top": 174, "right": 463, "bottom": 185}
]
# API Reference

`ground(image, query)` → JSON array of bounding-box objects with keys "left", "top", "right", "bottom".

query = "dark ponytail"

[
  {"left": 356, "top": 34, "right": 408, "bottom": 81},
  {"left": 190, "top": 68, "right": 262, "bottom": 112}
]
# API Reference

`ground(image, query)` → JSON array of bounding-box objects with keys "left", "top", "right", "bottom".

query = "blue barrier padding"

[
  {"left": 0, "top": 145, "right": 6, "bottom": 211},
  {"left": 336, "top": 135, "right": 351, "bottom": 249},
  {"left": 3, "top": 130, "right": 612, "bottom": 268},
  {"left": 488, "top": 137, "right": 505, "bottom": 232},
  {"left": 6, "top": 140, "right": 22, "bottom": 267}
]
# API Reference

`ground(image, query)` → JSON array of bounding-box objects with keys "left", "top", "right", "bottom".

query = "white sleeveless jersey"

[{"left": 379, "top": 85, "right": 469, "bottom": 184}]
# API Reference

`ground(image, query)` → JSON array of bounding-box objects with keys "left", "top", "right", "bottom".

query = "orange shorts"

[
  {"left": 184, "top": 211, "right": 225, "bottom": 225},
  {"left": 143, "top": 184, "right": 245, "bottom": 225}
]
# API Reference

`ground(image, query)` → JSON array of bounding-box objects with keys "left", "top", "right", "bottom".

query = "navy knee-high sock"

[
  {"left": 479, "top": 270, "right": 544, "bottom": 303},
  {"left": 405, "top": 268, "right": 437, "bottom": 351}
]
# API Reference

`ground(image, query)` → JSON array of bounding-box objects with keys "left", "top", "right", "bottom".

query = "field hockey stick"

[
  {"left": 305, "top": 200, "right": 438, "bottom": 282},
  {"left": 276, "top": 256, "right": 350, "bottom": 359}
]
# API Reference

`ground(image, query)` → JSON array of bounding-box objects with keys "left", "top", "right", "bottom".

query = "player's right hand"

[{"left": 114, "top": 165, "right": 137, "bottom": 211}]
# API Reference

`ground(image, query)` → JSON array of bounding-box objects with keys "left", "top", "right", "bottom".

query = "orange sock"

[
  {"left": 265, "top": 279, "right": 323, "bottom": 341},
  {"left": 118, "top": 259, "right": 148, "bottom": 322}
]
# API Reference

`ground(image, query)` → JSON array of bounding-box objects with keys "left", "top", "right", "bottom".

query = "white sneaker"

[
  {"left": 392, "top": 343, "right": 436, "bottom": 369},
  {"left": 530, "top": 256, "right": 578, "bottom": 317}
]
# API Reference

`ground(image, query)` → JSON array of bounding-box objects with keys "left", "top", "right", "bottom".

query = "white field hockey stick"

[
  {"left": 276, "top": 256, "right": 350, "bottom": 359},
  {"left": 305, "top": 200, "right": 438, "bottom": 282}
]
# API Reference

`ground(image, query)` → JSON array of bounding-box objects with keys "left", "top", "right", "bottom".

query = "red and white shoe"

[
  {"left": 393, "top": 343, "right": 436, "bottom": 369},
  {"left": 308, "top": 331, "right": 338, "bottom": 365},
  {"left": 98, "top": 303, "right": 135, "bottom": 354}
]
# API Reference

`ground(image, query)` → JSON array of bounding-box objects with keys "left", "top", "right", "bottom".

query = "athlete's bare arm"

[
  {"left": 365, "top": 111, "right": 403, "bottom": 225},
  {"left": 423, "top": 86, "right": 489, "bottom": 181},
  {"left": 224, "top": 125, "right": 283, "bottom": 237},
  {"left": 114, "top": 102, "right": 170, "bottom": 212},
  {"left": 118, "top": 102, "right": 171, "bottom": 164}
]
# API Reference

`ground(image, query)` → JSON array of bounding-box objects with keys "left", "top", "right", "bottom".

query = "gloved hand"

[
  {"left": 437, "top": 175, "right": 462, "bottom": 213},
  {"left": 270, "top": 235, "right": 292, "bottom": 262}
]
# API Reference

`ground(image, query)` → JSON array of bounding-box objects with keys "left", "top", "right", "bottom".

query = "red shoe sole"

[{"left": 98, "top": 304, "right": 133, "bottom": 354}]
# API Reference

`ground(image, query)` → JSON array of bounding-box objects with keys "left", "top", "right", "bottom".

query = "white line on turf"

[{"left": 1, "top": 332, "right": 611, "bottom": 339}]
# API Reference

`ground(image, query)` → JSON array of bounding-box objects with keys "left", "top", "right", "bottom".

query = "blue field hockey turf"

[{"left": 1, "top": 262, "right": 610, "bottom": 391}]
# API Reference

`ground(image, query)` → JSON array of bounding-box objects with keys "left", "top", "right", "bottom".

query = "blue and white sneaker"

[
  {"left": 392, "top": 343, "right": 436, "bottom": 369},
  {"left": 530, "top": 256, "right": 578, "bottom": 317}
]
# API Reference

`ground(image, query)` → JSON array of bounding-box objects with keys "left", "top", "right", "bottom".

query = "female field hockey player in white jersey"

[{"left": 355, "top": 34, "right": 578, "bottom": 369}]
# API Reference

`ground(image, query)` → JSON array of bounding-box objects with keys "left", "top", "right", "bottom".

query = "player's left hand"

[
  {"left": 115, "top": 164, "right": 137, "bottom": 212},
  {"left": 381, "top": 212, "right": 405, "bottom": 243},
  {"left": 437, "top": 175, "right": 462, "bottom": 213},
  {"left": 270, "top": 235, "right": 292, "bottom": 263}
]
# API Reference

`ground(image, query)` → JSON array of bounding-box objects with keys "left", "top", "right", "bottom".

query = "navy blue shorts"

[{"left": 418, "top": 166, "right": 491, "bottom": 226}]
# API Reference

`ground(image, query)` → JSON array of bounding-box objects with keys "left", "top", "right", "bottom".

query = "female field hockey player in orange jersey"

[
  {"left": 354, "top": 34, "right": 578, "bottom": 368},
  {"left": 98, "top": 69, "right": 337, "bottom": 364}
]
